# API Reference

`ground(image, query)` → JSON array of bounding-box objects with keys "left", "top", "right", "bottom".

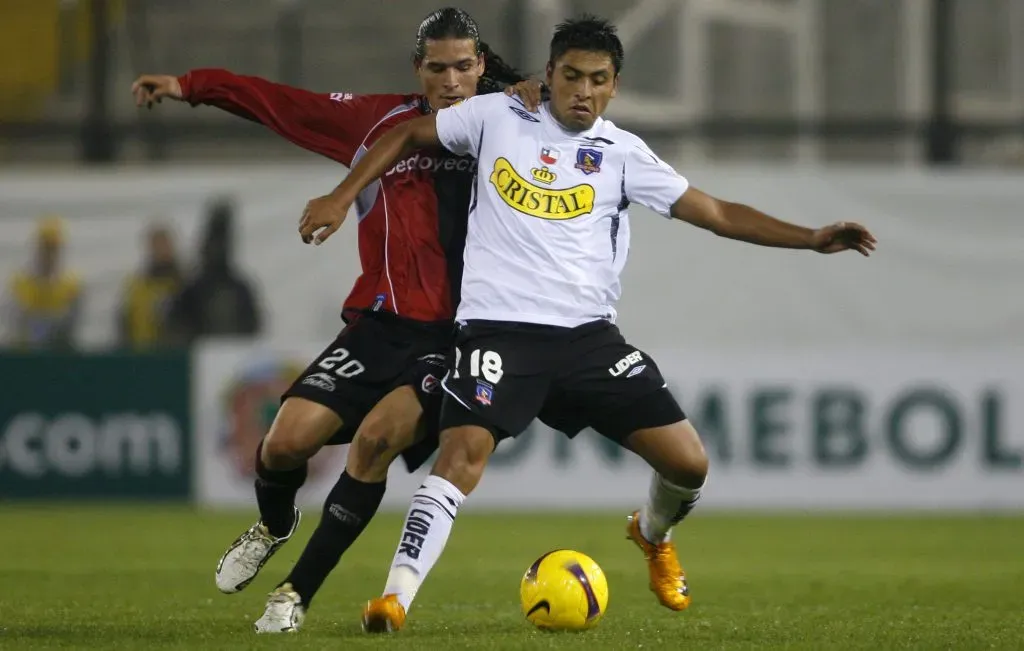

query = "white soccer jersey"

[{"left": 436, "top": 94, "right": 689, "bottom": 327}]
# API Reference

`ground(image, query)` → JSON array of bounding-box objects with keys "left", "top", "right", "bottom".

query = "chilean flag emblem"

[{"left": 540, "top": 147, "right": 559, "bottom": 165}]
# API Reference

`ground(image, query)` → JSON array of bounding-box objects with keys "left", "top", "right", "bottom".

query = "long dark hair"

[{"left": 414, "top": 7, "right": 526, "bottom": 94}]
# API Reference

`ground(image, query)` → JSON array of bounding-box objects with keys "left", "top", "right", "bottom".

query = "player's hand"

[
  {"left": 810, "top": 221, "right": 877, "bottom": 256},
  {"left": 505, "top": 79, "right": 545, "bottom": 112},
  {"left": 299, "top": 194, "right": 350, "bottom": 245},
  {"left": 132, "top": 74, "right": 183, "bottom": 108}
]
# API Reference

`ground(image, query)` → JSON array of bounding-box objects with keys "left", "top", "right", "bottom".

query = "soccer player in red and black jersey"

[{"left": 133, "top": 8, "right": 541, "bottom": 632}]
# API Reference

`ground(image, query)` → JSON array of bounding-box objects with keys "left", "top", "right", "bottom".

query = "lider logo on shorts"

[
  {"left": 489, "top": 158, "right": 594, "bottom": 220},
  {"left": 609, "top": 350, "right": 644, "bottom": 377}
]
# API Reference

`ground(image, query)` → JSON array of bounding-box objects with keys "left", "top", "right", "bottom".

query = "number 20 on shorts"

[
  {"left": 453, "top": 348, "right": 503, "bottom": 384},
  {"left": 317, "top": 347, "right": 366, "bottom": 378}
]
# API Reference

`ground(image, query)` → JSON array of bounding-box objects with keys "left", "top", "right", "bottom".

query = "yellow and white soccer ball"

[{"left": 520, "top": 549, "right": 609, "bottom": 631}]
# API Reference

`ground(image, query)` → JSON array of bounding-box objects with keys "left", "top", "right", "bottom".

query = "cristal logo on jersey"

[
  {"left": 489, "top": 158, "right": 594, "bottom": 220},
  {"left": 540, "top": 147, "right": 560, "bottom": 165},
  {"left": 575, "top": 148, "right": 603, "bottom": 175}
]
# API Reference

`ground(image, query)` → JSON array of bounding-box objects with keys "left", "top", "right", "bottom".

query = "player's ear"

[
  {"left": 610, "top": 74, "right": 619, "bottom": 99},
  {"left": 545, "top": 61, "right": 554, "bottom": 87}
]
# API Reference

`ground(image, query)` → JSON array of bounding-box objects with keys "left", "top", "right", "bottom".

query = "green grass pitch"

[{"left": 2, "top": 505, "right": 1022, "bottom": 650}]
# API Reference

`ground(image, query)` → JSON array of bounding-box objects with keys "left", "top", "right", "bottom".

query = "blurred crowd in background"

[{"left": 3, "top": 201, "right": 262, "bottom": 350}]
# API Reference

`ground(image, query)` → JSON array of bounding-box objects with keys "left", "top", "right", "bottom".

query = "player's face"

[
  {"left": 545, "top": 50, "right": 619, "bottom": 131},
  {"left": 415, "top": 38, "right": 485, "bottom": 110}
]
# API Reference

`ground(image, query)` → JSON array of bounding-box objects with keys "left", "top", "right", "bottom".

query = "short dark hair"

[
  {"left": 548, "top": 15, "right": 625, "bottom": 74},
  {"left": 413, "top": 7, "right": 526, "bottom": 94}
]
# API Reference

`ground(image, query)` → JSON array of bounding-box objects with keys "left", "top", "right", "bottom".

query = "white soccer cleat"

[
  {"left": 215, "top": 507, "right": 301, "bottom": 594},
  {"left": 254, "top": 583, "right": 305, "bottom": 634}
]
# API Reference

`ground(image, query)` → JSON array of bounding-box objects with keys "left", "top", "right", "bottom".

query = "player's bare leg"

[
  {"left": 215, "top": 398, "right": 341, "bottom": 594},
  {"left": 624, "top": 420, "right": 708, "bottom": 611},
  {"left": 362, "top": 423, "right": 493, "bottom": 633},
  {"left": 261, "top": 385, "right": 423, "bottom": 632}
]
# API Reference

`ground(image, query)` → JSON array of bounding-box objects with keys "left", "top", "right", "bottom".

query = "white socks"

[
  {"left": 380, "top": 472, "right": 700, "bottom": 610},
  {"left": 639, "top": 472, "right": 704, "bottom": 544},
  {"left": 383, "top": 474, "right": 467, "bottom": 611}
]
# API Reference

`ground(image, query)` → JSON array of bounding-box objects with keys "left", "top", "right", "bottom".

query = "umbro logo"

[
  {"left": 418, "top": 353, "right": 446, "bottom": 367},
  {"left": 509, "top": 106, "right": 540, "bottom": 122}
]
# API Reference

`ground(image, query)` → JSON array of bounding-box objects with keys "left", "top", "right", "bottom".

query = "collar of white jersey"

[{"left": 538, "top": 101, "right": 605, "bottom": 138}]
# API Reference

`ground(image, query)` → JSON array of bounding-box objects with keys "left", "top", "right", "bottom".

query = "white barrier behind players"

[
  {"left": 193, "top": 341, "right": 1024, "bottom": 510},
  {"left": 4, "top": 164, "right": 1021, "bottom": 509}
]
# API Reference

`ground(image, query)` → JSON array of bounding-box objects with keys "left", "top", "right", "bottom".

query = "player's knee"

[
  {"left": 432, "top": 426, "right": 495, "bottom": 495},
  {"left": 663, "top": 433, "right": 709, "bottom": 489},
  {"left": 262, "top": 430, "right": 319, "bottom": 469},
  {"left": 263, "top": 398, "right": 340, "bottom": 469},
  {"left": 631, "top": 420, "right": 709, "bottom": 490}
]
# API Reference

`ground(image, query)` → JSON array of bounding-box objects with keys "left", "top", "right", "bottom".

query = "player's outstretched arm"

[
  {"left": 297, "top": 115, "right": 442, "bottom": 245},
  {"left": 669, "top": 187, "right": 877, "bottom": 256},
  {"left": 132, "top": 69, "right": 372, "bottom": 164}
]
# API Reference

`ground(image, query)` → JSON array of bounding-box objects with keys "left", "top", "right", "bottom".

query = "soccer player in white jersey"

[{"left": 299, "top": 15, "right": 877, "bottom": 632}]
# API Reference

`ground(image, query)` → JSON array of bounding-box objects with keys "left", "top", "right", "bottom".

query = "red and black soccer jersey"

[{"left": 179, "top": 69, "right": 474, "bottom": 324}]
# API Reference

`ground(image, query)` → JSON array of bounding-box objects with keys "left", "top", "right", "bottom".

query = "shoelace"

[
  {"left": 262, "top": 592, "right": 298, "bottom": 624},
  {"left": 237, "top": 526, "right": 275, "bottom": 573},
  {"left": 267, "top": 592, "right": 295, "bottom": 608}
]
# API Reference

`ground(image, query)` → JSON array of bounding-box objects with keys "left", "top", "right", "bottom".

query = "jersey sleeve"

[
  {"left": 179, "top": 69, "right": 396, "bottom": 166},
  {"left": 434, "top": 95, "right": 490, "bottom": 158},
  {"left": 623, "top": 142, "right": 690, "bottom": 217}
]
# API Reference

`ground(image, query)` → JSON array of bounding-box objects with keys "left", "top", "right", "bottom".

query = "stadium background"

[{"left": 1, "top": 1, "right": 1022, "bottom": 649}]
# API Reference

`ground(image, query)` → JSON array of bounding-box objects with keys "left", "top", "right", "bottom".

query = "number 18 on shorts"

[{"left": 438, "top": 320, "right": 683, "bottom": 443}]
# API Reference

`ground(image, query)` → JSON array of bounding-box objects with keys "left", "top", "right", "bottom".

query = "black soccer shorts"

[
  {"left": 283, "top": 311, "right": 452, "bottom": 470},
  {"left": 438, "top": 319, "right": 686, "bottom": 445}
]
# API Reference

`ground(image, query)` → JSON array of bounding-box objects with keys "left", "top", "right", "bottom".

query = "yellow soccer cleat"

[
  {"left": 626, "top": 511, "right": 692, "bottom": 611},
  {"left": 361, "top": 594, "right": 407, "bottom": 633}
]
